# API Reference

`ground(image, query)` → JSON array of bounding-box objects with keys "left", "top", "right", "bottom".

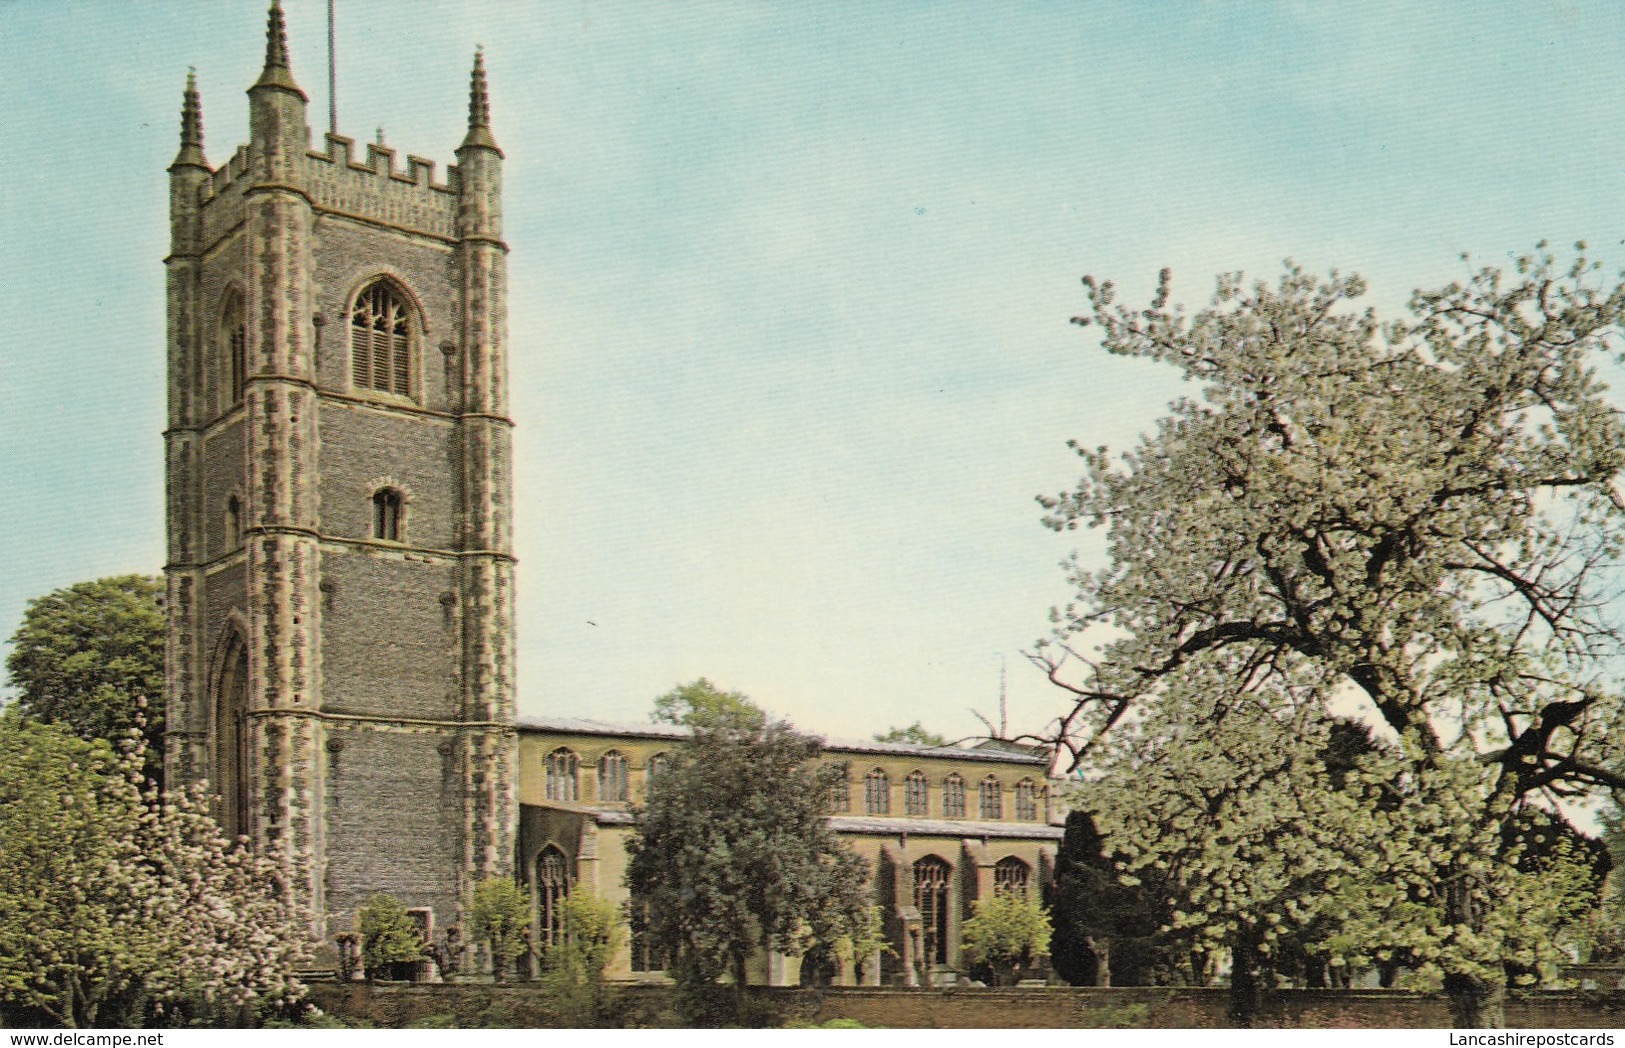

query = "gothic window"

[
  {"left": 372, "top": 488, "right": 403, "bottom": 542},
  {"left": 913, "top": 856, "right": 951, "bottom": 966},
  {"left": 545, "top": 748, "right": 578, "bottom": 802},
  {"left": 535, "top": 846, "right": 571, "bottom": 948},
  {"left": 904, "top": 770, "right": 929, "bottom": 816},
  {"left": 826, "top": 762, "right": 851, "bottom": 814},
  {"left": 226, "top": 495, "right": 243, "bottom": 549},
  {"left": 1014, "top": 778, "right": 1039, "bottom": 822},
  {"left": 212, "top": 631, "right": 250, "bottom": 842},
  {"left": 350, "top": 280, "right": 413, "bottom": 397},
  {"left": 942, "top": 773, "right": 965, "bottom": 818},
  {"left": 979, "top": 776, "right": 1003, "bottom": 820},
  {"left": 645, "top": 752, "right": 671, "bottom": 785},
  {"left": 220, "top": 291, "right": 246, "bottom": 408},
  {"left": 994, "top": 856, "right": 1031, "bottom": 897},
  {"left": 598, "top": 750, "right": 629, "bottom": 803},
  {"left": 864, "top": 768, "right": 890, "bottom": 815}
]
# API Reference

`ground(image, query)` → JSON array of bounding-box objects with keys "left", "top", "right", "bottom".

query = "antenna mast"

[{"left": 327, "top": 0, "right": 338, "bottom": 133}]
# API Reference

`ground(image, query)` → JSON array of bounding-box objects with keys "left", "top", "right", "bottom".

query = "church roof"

[{"left": 515, "top": 714, "right": 1051, "bottom": 767}]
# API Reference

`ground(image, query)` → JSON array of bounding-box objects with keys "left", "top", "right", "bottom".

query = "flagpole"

[{"left": 327, "top": 0, "right": 337, "bottom": 134}]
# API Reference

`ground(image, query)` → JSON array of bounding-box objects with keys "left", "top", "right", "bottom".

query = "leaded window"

[
  {"left": 863, "top": 768, "right": 890, "bottom": 815},
  {"left": 826, "top": 763, "right": 851, "bottom": 814},
  {"left": 545, "top": 747, "right": 578, "bottom": 802},
  {"left": 535, "top": 846, "right": 571, "bottom": 947},
  {"left": 942, "top": 773, "right": 965, "bottom": 818},
  {"left": 979, "top": 775, "right": 1003, "bottom": 820},
  {"left": 350, "top": 280, "right": 412, "bottom": 396},
  {"left": 1014, "top": 778, "right": 1039, "bottom": 822},
  {"left": 914, "top": 856, "right": 951, "bottom": 966},
  {"left": 598, "top": 750, "right": 629, "bottom": 803},
  {"left": 994, "top": 856, "right": 1031, "bottom": 897},
  {"left": 904, "top": 770, "right": 929, "bottom": 816}
]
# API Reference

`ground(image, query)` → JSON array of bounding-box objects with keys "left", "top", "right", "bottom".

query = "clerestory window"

[
  {"left": 864, "top": 768, "right": 890, "bottom": 815},
  {"left": 545, "top": 748, "right": 579, "bottom": 802}
]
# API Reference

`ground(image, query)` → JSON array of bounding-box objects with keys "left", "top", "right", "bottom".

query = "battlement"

[
  {"left": 192, "top": 130, "right": 462, "bottom": 244},
  {"left": 302, "top": 133, "right": 461, "bottom": 239}
]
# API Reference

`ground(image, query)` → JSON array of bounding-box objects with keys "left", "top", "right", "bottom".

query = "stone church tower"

[{"left": 163, "top": 2, "right": 516, "bottom": 941}]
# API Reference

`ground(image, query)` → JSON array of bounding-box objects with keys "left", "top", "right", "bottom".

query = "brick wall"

[{"left": 306, "top": 982, "right": 1625, "bottom": 1029}]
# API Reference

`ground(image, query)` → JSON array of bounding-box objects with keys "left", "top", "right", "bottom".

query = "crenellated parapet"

[{"left": 303, "top": 135, "right": 460, "bottom": 239}]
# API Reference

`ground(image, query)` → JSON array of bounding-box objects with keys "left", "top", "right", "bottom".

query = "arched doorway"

[{"left": 212, "top": 630, "right": 250, "bottom": 841}]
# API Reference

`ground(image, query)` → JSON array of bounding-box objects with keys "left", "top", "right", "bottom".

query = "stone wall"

[{"left": 307, "top": 982, "right": 1625, "bottom": 1029}]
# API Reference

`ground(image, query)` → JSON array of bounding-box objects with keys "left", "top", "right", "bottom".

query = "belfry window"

[
  {"left": 864, "top": 768, "right": 890, "bottom": 815},
  {"left": 373, "top": 488, "right": 403, "bottom": 542},
  {"left": 350, "top": 280, "right": 412, "bottom": 396},
  {"left": 942, "top": 773, "right": 965, "bottom": 818},
  {"left": 979, "top": 776, "right": 1003, "bottom": 820},
  {"left": 545, "top": 748, "right": 579, "bottom": 802},
  {"left": 904, "top": 770, "right": 929, "bottom": 816},
  {"left": 598, "top": 750, "right": 629, "bottom": 803}
]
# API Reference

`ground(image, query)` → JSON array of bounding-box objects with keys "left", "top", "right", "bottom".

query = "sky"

[{"left": 5, "top": 1, "right": 1625, "bottom": 744}]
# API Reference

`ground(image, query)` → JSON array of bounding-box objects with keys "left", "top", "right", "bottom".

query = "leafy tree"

[
  {"left": 5, "top": 575, "right": 166, "bottom": 788},
  {"left": 1048, "top": 810, "right": 1181, "bottom": 988},
  {"left": 539, "top": 893, "right": 623, "bottom": 1026},
  {"left": 960, "top": 888, "right": 1052, "bottom": 987},
  {"left": 0, "top": 712, "right": 310, "bottom": 1027},
  {"left": 830, "top": 905, "right": 894, "bottom": 985},
  {"left": 626, "top": 691, "right": 870, "bottom": 1025},
  {"left": 356, "top": 894, "right": 426, "bottom": 981},
  {"left": 872, "top": 721, "right": 949, "bottom": 747},
  {"left": 467, "top": 878, "right": 530, "bottom": 983},
  {"left": 1036, "top": 248, "right": 1625, "bottom": 1026},
  {"left": 651, "top": 677, "right": 767, "bottom": 734}
]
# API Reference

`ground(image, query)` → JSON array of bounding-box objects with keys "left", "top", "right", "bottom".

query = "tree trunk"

[
  {"left": 1444, "top": 973, "right": 1505, "bottom": 1029},
  {"left": 732, "top": 949, "right": 749, "bottom": 1026},
  {"left": 1084, "top": 935, "right": 1112, "bottom": 986}
]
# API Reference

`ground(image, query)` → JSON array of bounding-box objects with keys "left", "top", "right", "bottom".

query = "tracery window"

[
  {"left": 863, "top": 768, "right": 890, "bottom": 815},
  {"left": 535, "top": 845, "right": 571, "bottom": 948},
  {"left": 942, "top": 773, "right": 965, "bottom": 818},
  {"left": 826, "top": 763, "right": 851, "bottom": 814},
  {"left": 994, "top": 856, "right": 1031, "bottom": 897},
  {"left": 904, "top": 770, "right": 929, "bottom": 816},
  {"left": 1014, "top": 778, "right": 1039, "bottom": 822},
  {"left": 221, "top": 291, "right": 246, "bottom": 407},
  {"left": 645, "top": 752, "right": 671, "bottom": 785},
  {"left": 545, "top": 747, "right": 578, "bottom": 802},
  {"left": 350, "top": 280, "right": 412, "bottom": 396},
  {"left": 914, "top": 856, "right": 951, "bottom": 966},
  {"left": 598, "top": 750, "right": 629, "bottom": 803},
  {"left": 979, "top": 775, "right": 1003, "bottom": 820},
  {"left": 372, "top": 488, "right": 403, "bottom": 542}
]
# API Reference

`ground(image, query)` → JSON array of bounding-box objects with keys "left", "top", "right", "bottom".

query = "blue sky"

[{"left": 4, "top": 2, "right": 1625, "bottom": 742}]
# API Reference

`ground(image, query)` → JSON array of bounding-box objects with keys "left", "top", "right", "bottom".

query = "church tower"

[{"left": 164, "top": 2, "right": 516, "bottom": 941}]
